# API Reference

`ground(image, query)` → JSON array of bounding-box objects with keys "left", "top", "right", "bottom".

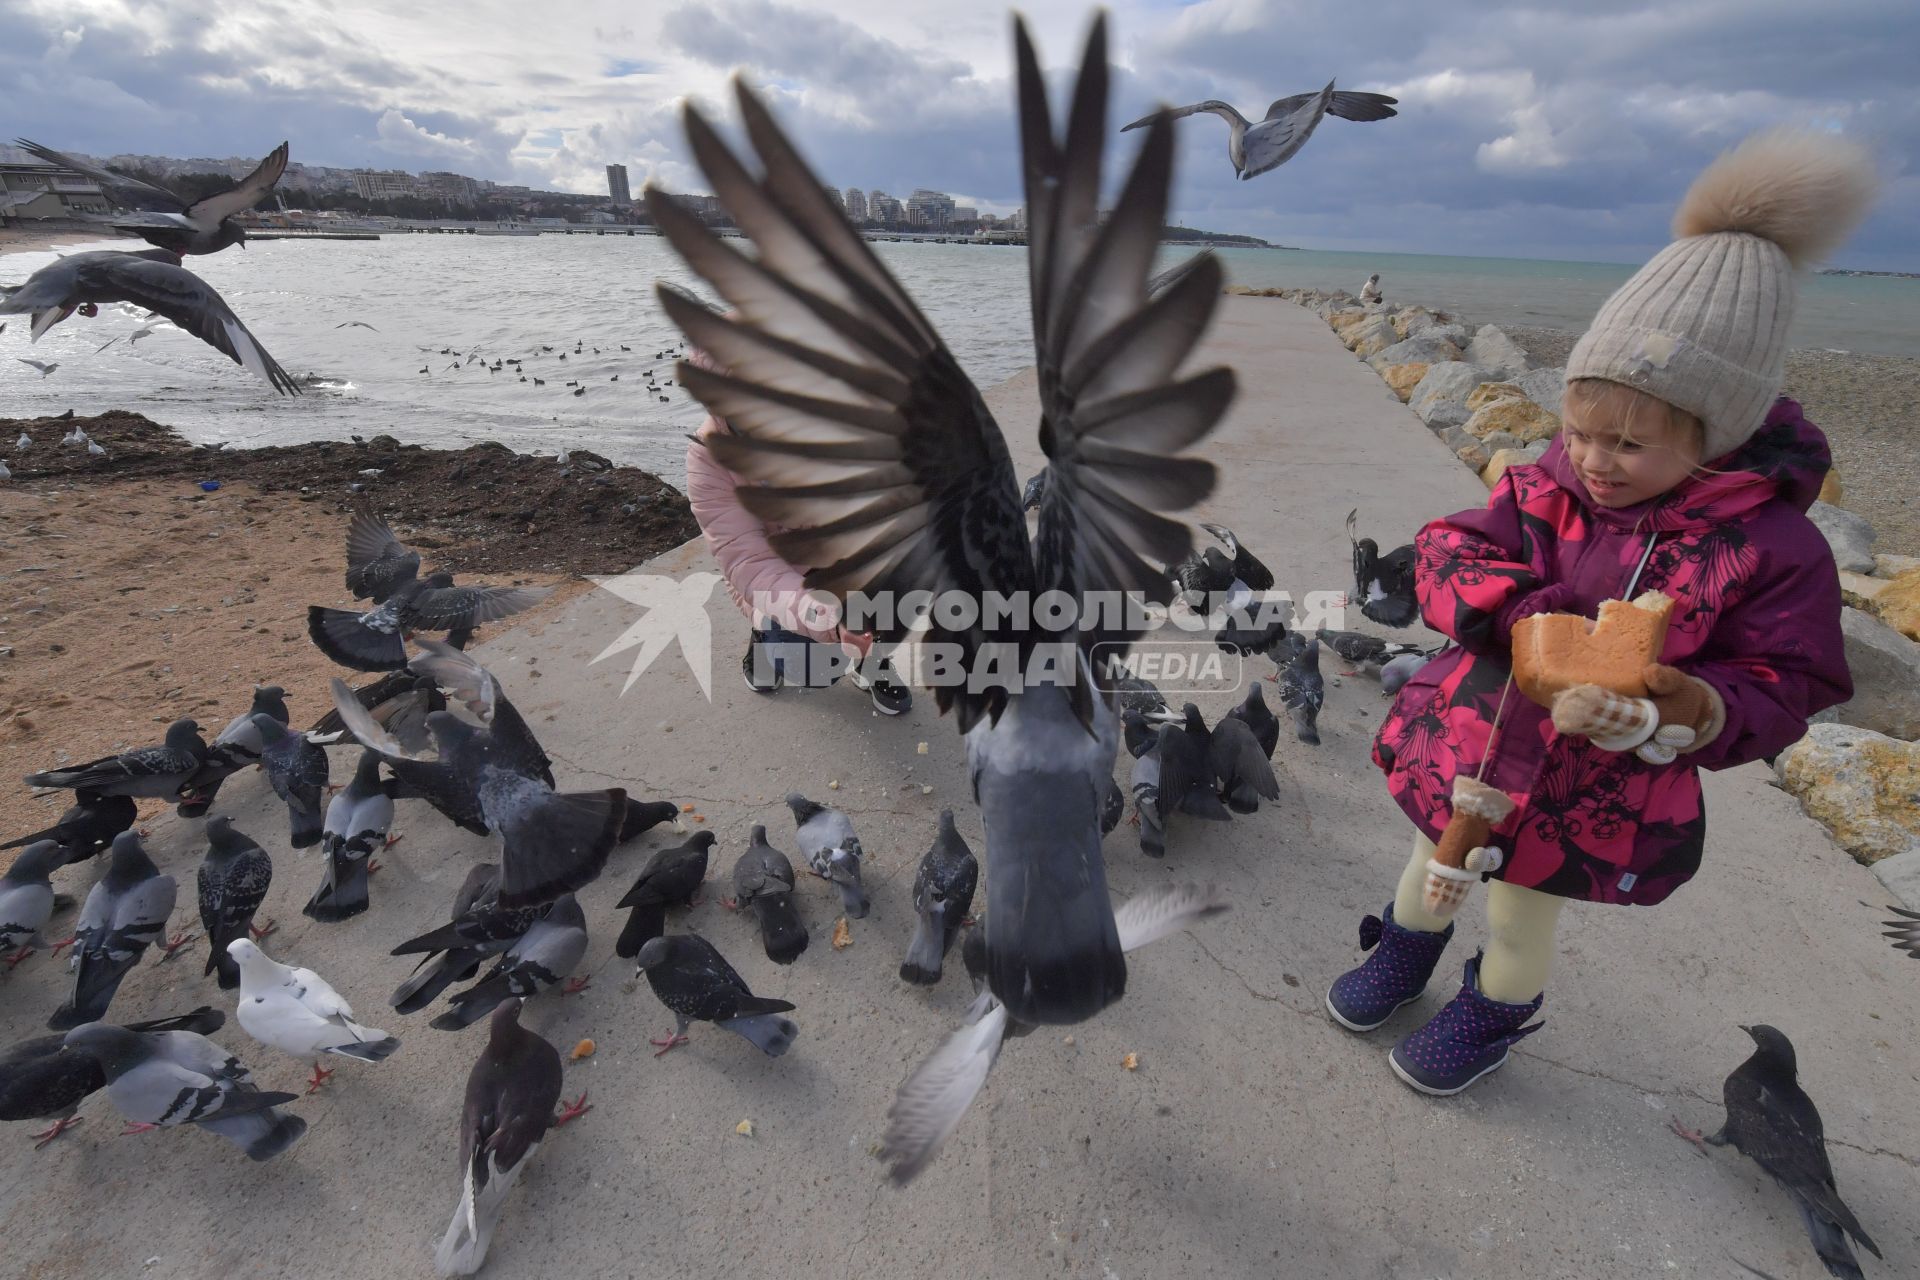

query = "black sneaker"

[
  {"left": 849, "top": 656, "right": 911, "bottom": 715},
  {"left": 742, "top": 640, "right": 782, "bottom": 695}
]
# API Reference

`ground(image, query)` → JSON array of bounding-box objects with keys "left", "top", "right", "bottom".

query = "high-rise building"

[
  {"left": 825, "top": 186, "right": 844, "bottom": 212},
  {"left": 868, "top": 190, "right": 901, "bottom": 223},
  {"left": 952, "top": 206, "right": 977, "bottom": 223},
  {"left": 420, "top": 171, "right": 478, "bottom": 206},
  {"left": 351, "top": 169, "right": 419, "bottom": 200},
  {"left": 844, "top": 187, "right": 867, "bottom": 221},
  {"left": 606, "top": 163, "right": 631, "bottom": 204},
  {"left": 906, "top": 188, "right": 955, "bottom": 228}
]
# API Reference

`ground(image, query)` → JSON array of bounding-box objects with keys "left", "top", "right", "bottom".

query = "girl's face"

[{"left": 1561, "top": 384, "right": 1704, "bottom": 508}]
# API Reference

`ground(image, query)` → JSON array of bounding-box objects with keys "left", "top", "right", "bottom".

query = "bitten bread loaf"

[{"left": 1511, "top": 590, "right": 1674, "bottom": 705}]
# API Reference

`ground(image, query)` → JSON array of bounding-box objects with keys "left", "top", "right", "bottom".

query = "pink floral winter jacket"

[{"left": 1372, "top": 398, "right": 1852, "bottom": 906}]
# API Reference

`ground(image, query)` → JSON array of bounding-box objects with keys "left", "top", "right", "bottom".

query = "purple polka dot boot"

[
  {"left": 1325, "top": 904, "right": 1454, "bottom": 1032},
  {"left": 1388, "top": 952, "right": 1543, "bottom": 1096}
]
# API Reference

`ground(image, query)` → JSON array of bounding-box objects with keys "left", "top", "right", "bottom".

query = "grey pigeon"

[
  {"left": 1279, "top": 640, "right": 1325, "bottom": 745},
  {"left": 1172, "top": 522, "right": 1273, "bottom": 611},
  {"left": 431, "top": 896, "right": 588, "bottom": 1031},
  {"left": 879, "top": 882, "right": 1231, "bottom": 1184},
  {"left": 618, "top": 798, "right": 685, "bottom": 843},
  {"left": 436, "top": 999, "right": 568, "bottom": 1276},
  {"left": 0, "top": 1007, "right": 223, "bottom": 1148},
  {"left": 254, "top": 715, "right": 329, "bottom": 848},
  {"left": 307, "top": 750, "right": 396, "bottom": 923},
  {"left": 197, "top": 817, "right": 273, "bottom": 989},
  {"left": 1225, "top": 682, "right": 1279, "bottom": 758},
  {"left": 15, "top": 138, "right": 289, "bottom": 256},
  {"left": 1, "top": 791, "right": 135, "bottom": 866},
  {"left": 1121, "top": 704, "right": 1159, "bottom": 760},
  {"left": 1122, "top": 84, "right": 1398, "bottom": 181},
  {"left": 614, "top": 831, "right": 715, "bottom": 959},
  {"left": 59, "top": 1022, "right": 305, "bottom": 1161},
  {"left": 0, "top": 250, "right": 299, "bottom": 392},
  {"left": 1133, "top": 706, "right": 1230, "bottom": 858},
  {"left": 344, "top": 511, "right": 422, "bottom": 603},
  {"left": 24, "top": 716, "right": 207, "bottom": 801},
  {"left": 1128, "top": 727, "right": 1167, "bottom": 858},
  {"left": 729, "top": 825, "right": 807, "bottom": 965},
  {"left": 786, "top": 792, "right": 870, "bottom": 918},
  {"left": 632, "top": 933, "right": 799, "bottom": 1058},
  {"left": 1209, "top": 714, "right": 1279, "bottom": 814},
  {"left": 1347, "top": 509, "right": 1418, "bottom": 629},
  {"left": 900, "top": 809, "right": 978, "bottom": 986},
  {"left": 1672, "top": 1025, "right": 1880, "bottom": 1280},
  {"left": 1885, "top": 905, "right": 1920, "bottom": 959},
  {"left": 308, "top": 668, "right": 446, "bottom": 757},
  {"left": 1109, "top": 674, "right": 1167, "bottom": 718},
  {"left": 177, "top": 684, "right": 291, "bottom": 816},
  {"left": 308, "top": 568, "right": 548, "bottom": 672},
  {"left": 648, "top": 15, "right": 1234, "bottom": 1027},
  {"left": 1212, "top": 614, "right": 1291, "bottom": 658},
  {"left": 0, "top": 840, "right": 63, "bottom": 962},
  {"left": 230, "top": 938, "right": 400, "bottom": 1091},
  {"left": 328, "top": 641, "right": 614, "bottom": 909},
  {"left": 1021, "top": 471, "right": 1047, "bottom": 512},
  {"left": 49, "top": 832, "right": 178, "bottom": 1030},
  {"left": 1380, "top": 651, "right": 1434, "bottom": 695},
  {"left": 390, "top": 864, "right": 540, "bottom": 1014},
  {"left": 1316, "top": 627, "right": 1428, "bottom": 675}
]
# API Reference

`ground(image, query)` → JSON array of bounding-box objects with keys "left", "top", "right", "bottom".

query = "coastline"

[{"left": 0, "top": 223, "right": 122, "bottom": 256}]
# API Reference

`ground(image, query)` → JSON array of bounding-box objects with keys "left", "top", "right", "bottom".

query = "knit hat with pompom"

[{"left": 1566, "top": 128, "right": 1878, "bottom": 460}]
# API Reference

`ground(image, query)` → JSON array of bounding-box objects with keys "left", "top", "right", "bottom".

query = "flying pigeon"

[
  {"left": 435, "top": 999, "right": 572, "bottom": 1276},
  {"left": 631, "top": 933, "right": 799, "bottom": 1058},
  {"left": 785, "top": 792, "right": 870, "bottom": 918},
  {"left": 307, "top": 750, "right": 397, "bottom": 923},
  {"left": 48, "top": 832, "right": 178, "bottom": 1030},
  {"left": 308, "top": 668, "right": 446, "bottom": 759},
  {"left": 389, "top": 864, "right": 541, "bottom": 1015},
  {"left": 1122, "top": 83, "right": 1398, "bottom": 181},
  {"left": 1885, "top": 905, "right": 1920, "bottom": 959},
  {"left": 1172, "top": 522, "right": 1274, "bottom": 613},
  {"left": 727, "top": 826, "right": 808, "bottom": 965},
  {"left": 14, "top": 138, "right": 289, "bottom": 255},
  {"left": 230, "top": 938, "right": 401, "bottom": 1091},
  {"left": 24, "top": 716, "right": 208, "bottom": 801},
  {"left": 1671, "top": 1025, "right": 1881, "bottom": 1280},
  {"left": 0, "top": 840, "right": 63, "bottom": 965},
  {"left": 431, "top": 896, "right": 588, "bottom": 1031},
  {"left": 648, "top": 14, "right": 1235, "bottom": 1026},
  {"left": 328, "top": 642, "right": 621, "bottom": 908},
  {"left": 1346, "top": 509, "right": 1418, "bottom": 628},
  {"left": 197, "top": 817, "right": 274, "bottom": 988},
  {"left": 308, "top": 568, "right": 548, "bottom": 672},
  {"left": 59, "top": 1021, "right": 305, "bottom": 1161},
  {"left": 613, "top": 831, "right": 716, "bottom": 959},
  {"left": 900, "top": 809, "right": 977, "bottom": 986},
  {"left": 0, "top": 1007, "right": 223, "bottom": 1148},
  {"left": 253, "top": 714, "right": 331, "bottom": 848},
  {"left": 1279, "top": 638, "right": 1325, "bottom": 745},
  {"left": 879, "top": 882, "right": 1231, "bottom": 1183},
  {"left": 0, "top": 790, "right": 136, "bottom": 865},
  {"left": 0, "top": 250, "right": 300, "bottom": 393}
]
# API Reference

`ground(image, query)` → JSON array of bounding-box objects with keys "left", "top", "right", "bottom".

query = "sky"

[{"left": 2, "top": 0, "right": 1914, "bottom": 270}]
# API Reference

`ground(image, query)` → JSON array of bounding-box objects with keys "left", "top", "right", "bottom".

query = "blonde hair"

[{"left": 1561, "top": 376, "right": 1722, "bottom": 472}]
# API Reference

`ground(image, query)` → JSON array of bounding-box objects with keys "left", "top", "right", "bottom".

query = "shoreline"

[{"left": 0, "top": 223, "right": 122, "bottom": 256}]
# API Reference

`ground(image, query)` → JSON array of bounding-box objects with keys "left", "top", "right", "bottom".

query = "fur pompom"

[{"left": 1672, "top": 127, "right": 1877, "bottom": 266}]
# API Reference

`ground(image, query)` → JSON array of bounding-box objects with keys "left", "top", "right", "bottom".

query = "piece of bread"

[{"left": 1511, "top": 590, "right": 1674, "bottom": 705}]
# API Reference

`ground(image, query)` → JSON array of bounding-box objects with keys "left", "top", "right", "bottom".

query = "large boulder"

[
  {"left": 1833, "top": 606, "right": 1920, "bottom": 740},
  {"left": 1368, "top": 335, "right": 1464, "bottom": 372},
  {"left": 1874, "top": 553, "right": 1920, "bottom": 578},
  {"left": 1512, "top": 366, "right": 1567, "bottom": 418},
  {"left": 1838, "top": 570, "right": 1891, "bottom": 613},
  {"left": 1347, "top": 314, "right": 1400, "bottom": 357},
  {"left": 1379, "top": 362, "right": 1430, "bottom": 402},
  {"left": 1463, "top": 396, "right": 1560, "bottom": 444},
  {"left": 1876, "top": 848, "right": 1920, "bottom": 909},
  {"left": 1465, "top": 325, "right": 1531, "bottom": 379},
  {"left": 1408, "top": 362, "right": 1496, "bottom": 430},
  {"left": 1480, "top": 447, "right": 1537, "bottom": 488},
  {"left": 1874, "top": 567, "right": 1920, "bottom": 641},
  {"left": 1774, "top": 723, "right": 1920, "bottom": 865},
  {"left": 1390, "top": 307, "right": 1434, "bottom": 339},
  {"left": 1453, "top": 439, "right": 1491, "bottom": 472},
  {"left": 1819, "top": 468, "right": 1843, "bottom": 505},
  {"left": 1806, "top": 500, "right": 1877, "bottom": 573},
  {"left": 1420, "top": 322, "right": 1471, "bottom": 347}
]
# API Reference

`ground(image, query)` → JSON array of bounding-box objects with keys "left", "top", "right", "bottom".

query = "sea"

[{"left": 2, "top": 235, "right": 1914, "bottom": 487}]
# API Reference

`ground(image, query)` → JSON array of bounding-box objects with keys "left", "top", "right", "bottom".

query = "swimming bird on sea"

[
  {"left": 14, "top": 139, "right": 289, "bottom": 256},
  {"left": 1121, "top": 83, "right": 1397, "bottom": 181}
]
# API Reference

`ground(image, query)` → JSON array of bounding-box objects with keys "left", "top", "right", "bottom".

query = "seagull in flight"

[
  {"left": 17, "top": 358, "right": 58, "bottom": 377},
  {"left": 14, "top": 139, "right": 289, "bottom": 256},
  {"left": 1122, "top": 82, "right": 1397, "bottom": 181}
]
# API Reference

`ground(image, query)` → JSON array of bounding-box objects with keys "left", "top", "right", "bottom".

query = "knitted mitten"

[{"left": 1421, "top": 776, "right": 1516, "bottom": 918}]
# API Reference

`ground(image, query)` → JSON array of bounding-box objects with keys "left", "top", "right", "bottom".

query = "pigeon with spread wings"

[
  {"left": 1121, "top": 84, "right": 1397, "bottom": 181},
  {"left": 14, "top": 139, "right": 289, "bottom": 256},
  {"left": 648, "top": 14, "right": 1233, "bottom": 1026}
]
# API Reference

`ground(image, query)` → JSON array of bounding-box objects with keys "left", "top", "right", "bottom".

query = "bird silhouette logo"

[{"left": 588, "top": 572, "right": 723, "bottom": 698}]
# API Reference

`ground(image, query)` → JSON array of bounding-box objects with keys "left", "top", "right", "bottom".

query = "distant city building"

[
  {"left": 0, "top": 146, "right": 108, "bottom": 221},
  {"left": 673, "top": 193, "right": 728, "bottom": 224},
  {"left": 421, "top": 171, "right": 478, "bottom": 206},
  {"left": 952, "top": 205, "right": 977, "bottom": 223},
  {"left": 1009, "top": 205, "right": 1026, "bottom": 231},
  {"left": 906, "top": 188, "right": 956, "bottom": 228},
  {"left": 844, "top": 187, "right": 866, "bottom": 221},
  {"left": 606, "top": 163, "right": 630, "bottom": 204},
  {"left": 868, "top": 190, "right": 902, "bottom": 223},
  {"left": 824, "top": 186, "right": 844, "bottom": 213},
  {"left": 351, "top": 169, "right": 419, "bottom": 200}
]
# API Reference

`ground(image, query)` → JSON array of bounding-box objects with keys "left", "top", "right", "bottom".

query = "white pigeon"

[
  {"left": 17, "top": 358, "right": 57, "bottom": 378},
  {"left": 229, "top": 938, "right": 401, "bottom": 1091},
  {"left": 16, "top": 433, "right": 32, "bottom": 449}
]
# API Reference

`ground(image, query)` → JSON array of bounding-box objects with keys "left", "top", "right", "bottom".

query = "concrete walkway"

[{"left": 1, "top": 297, "right": 1913, "bottom": 1279}]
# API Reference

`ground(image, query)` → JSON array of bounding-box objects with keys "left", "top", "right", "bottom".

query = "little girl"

[
  {"left": 683, "top": 347, "right": 912, "bottom": 714},
  {"left": 1327, "top": 127, "right": 1875, "bottom": 1095}
]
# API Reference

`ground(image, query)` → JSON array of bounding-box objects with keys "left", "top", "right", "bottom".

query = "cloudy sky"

[{"left": 3, "top": 0, "right": 1913, "bottom": 269}]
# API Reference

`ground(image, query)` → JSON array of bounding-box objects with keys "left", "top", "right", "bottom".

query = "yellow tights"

[{"left": 1391, "top": 832, "right": 1564, "bottom": 1004}]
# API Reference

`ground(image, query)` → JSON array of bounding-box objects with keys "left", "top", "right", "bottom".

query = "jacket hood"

[{"left": 1542, "top": 396, "right": 1831, "bottom": 531}]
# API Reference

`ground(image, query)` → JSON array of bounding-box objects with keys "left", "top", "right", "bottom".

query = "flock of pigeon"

[{"left": 0, "top": 13, "right": 1908, "bottom": 1280}]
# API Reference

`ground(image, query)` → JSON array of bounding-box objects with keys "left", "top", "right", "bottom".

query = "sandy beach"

[{"left": 0, "top": 223, "right": 119, "bottom": 255}]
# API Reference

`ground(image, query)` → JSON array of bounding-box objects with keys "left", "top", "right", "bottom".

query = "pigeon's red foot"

[
  {"left": 249, "top": 918, "right": 277, "bottom": 941},
  {"left": 1125, "top": 811, "right": 1141, "bottom": 829},
  {"left": 323, "top": 784, "right": 344, "bottom": 796},
  {"left": 718, "top": 897, "right": 738, "bottom": 911},
  {"left": 1264, "top": 672, "right": 1279, "bottom": 683},
  {"left": 47, "top": 936, "right": 75, "bottom": 960},
  {"left": 960, "top": 916, "right": 977, "bottom": 928},
  {"left": 4, "top": 947, "right": 34, "bottom": 971},
  {"left": 561, "top": 976, "right": 591, "bottom": 996},
  {"left": 305, "top": 1064, "right": 336, "bottom": 1094},
  {"left": 687, "top": 892, "right": 706, "bottom": 907},
  {"left": 553, "top": 1092, "right": 592, "bottom": 1126},
  {"left": 382, "top": 832, "right": 403, "bottom": 848},
  {"left": 136, "top": 826, "right": 153, "bottom": 838},
  {"left": 367, "top": 860, "right": 382, "bottom": 877},
  {"left": 1666, "top": 1116, "right": 1710, "bottom": 1155},
  {"left": 159, "top": 932, "right": 196, "bottom": 961},
  {"left": 30, "top": 1115, "right": 83, "bottom": 1148},
  {"left": 118, "top": 1121, "right": 160, "bottom": 1137},
  {"left": 649, "top": 1033, "right": 690, "bottom": 1057}
]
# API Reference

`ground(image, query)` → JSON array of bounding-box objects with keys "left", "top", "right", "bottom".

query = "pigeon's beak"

[{"left": 1737, "top": 1024, "right": 1756, "bottom": 1038}]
